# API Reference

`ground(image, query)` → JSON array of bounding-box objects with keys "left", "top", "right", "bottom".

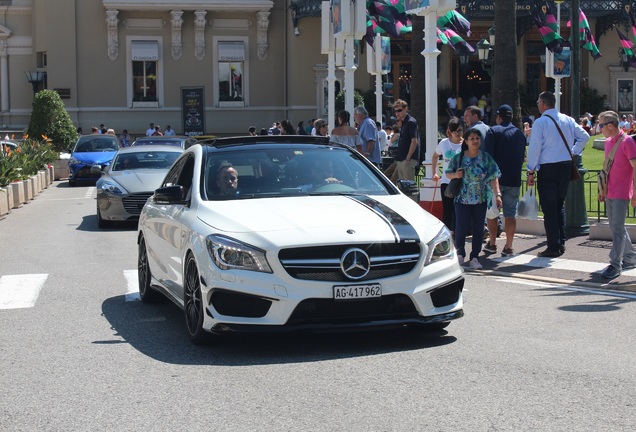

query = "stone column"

[
  {"left": 0, "top": 39, "right": 7, "bottom": 112},
  {"left": 106, "top": 10, "right": 119, "bottom": 61},
  {"left": 194, "top": 11, "right": 207, "bottom": 61},
  {"left": 171, "top": 10, "right": 183, "bottom": 61}
]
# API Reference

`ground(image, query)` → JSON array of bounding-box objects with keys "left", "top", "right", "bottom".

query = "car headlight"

[
  {"left": 68, "top": 157, "right": 81, "bottom": 165},
  {"left": 206, "top": 235, "right": 273, "bottom": 273},
  {"left": 424, "top": 225, "right": 454, "bottom": 265},
  {"left": 100, "top": 181, "right": 125, "bottom": 194}
]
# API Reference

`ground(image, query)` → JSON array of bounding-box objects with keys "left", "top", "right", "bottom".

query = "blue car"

[{"left": 68, "top": 135, "right": 120, "bottom": 186}]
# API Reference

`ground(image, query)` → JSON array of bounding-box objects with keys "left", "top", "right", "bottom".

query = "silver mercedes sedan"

[{"left": 96, "top": 145, "right": 183, "bottom": 228}]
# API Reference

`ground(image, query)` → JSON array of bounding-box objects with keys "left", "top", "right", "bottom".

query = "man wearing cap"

[
  {"left": 483, "top": 104, "right": 527, "bottom": 256},
  {"left": 619, "top": 115, "right": 630, "bottom": 131}
]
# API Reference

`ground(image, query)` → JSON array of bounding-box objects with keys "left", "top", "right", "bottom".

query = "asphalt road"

[{"left": 1, "top": 181, "right": 635, "bottom": 431}]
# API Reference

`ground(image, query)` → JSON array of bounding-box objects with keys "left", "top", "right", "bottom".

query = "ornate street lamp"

[
  {"left": 619, "top": 48, "right": 630, "bottom": 72},
  {"left": 477, "top": 38, "right": 492, "bottom": 75},
  {"left": 25, "top": 70, "right": 45, "bottom": 96}
]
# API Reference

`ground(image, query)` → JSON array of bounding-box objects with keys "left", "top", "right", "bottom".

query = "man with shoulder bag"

[
  {"left": 526, "top": 91, "right": 589, "bottom": 257},
  {"left": 596, "top": 110, "right": 636, "bottom": 279}
]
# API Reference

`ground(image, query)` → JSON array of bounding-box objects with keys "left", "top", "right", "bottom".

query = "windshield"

[
  {"left": 73, "top": 137, "right": 119, "bottom": 152},
  {"left": 204, "top": 146, "right": 393, "bottom": 200},
  {"left": 112, "top": 151, "right": 181, "bottom": 171}
]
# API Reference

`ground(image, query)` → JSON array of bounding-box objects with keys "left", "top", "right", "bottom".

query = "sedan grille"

[
  {"left": 279, "top": 243, "right": 420, "bottom": 282},
  {"left": 74, "top": 166, "right": 98, "bottom": 179},
  {"left": 122, "top": 193, "right": 153, "bottom": 215},
  {"left": 287, "top": 294, "right": 419, "bottom": 325}
]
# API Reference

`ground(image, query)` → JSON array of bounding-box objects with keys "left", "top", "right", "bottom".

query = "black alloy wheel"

[
  {"left": 184, "top": 254, "right": 210, "bottom": 344},
  {"left": 138, "top": 236, "right": 162, "bottom": 303}
]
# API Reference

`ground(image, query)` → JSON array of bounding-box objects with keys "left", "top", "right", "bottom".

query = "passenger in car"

[
  {"left": 299, "top": 159, "right": 341, "bottom": 192},
  {"left": 216, "top": 163, "right": 239, "bottom": 196}
]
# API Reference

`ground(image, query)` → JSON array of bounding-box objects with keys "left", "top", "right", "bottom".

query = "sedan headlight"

[
  {"left": 68, "top": 157, "right": 82, "bottom": 165},
  {"left": 424, "top": 225, "right": 454, "bottom": 265},
  {"left": 100, "top": 181, "right": 125, "bottom": 194},
  {"left": 206, "top": 235, "right": 273, "bottom": 273}
]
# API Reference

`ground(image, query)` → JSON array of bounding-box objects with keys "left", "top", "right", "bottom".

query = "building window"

[
  {"left": 214, "top": 38, "right": 248, "bottom": 107},
  {"left": 127, "top": 38, "right": 163, "bottom": 108},
  {"left": 133, "top": 60, "right": 157, "bottom": 102}
]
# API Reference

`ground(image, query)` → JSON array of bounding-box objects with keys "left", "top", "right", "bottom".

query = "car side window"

[{"left": 162, "top": 156, "right": 186, "bottom": 188}]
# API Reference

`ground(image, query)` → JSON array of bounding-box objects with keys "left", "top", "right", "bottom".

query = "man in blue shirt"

[
  {"left": 354, "top": 106, "right": 381, "bottom": 166},
  {"left": 527, "top": 91, "right": 589, "bottom": 257},
  {"left": 484, "top": 104, "right": 527, "bottom": 256}
]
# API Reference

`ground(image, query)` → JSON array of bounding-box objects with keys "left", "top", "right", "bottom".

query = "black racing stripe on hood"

[{"left": 346, "top": 195, "right": 420, "bottom": 243}]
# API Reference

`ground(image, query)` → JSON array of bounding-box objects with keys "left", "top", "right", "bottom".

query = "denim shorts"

[{"left": 501, "top": 186, "right": 520, "bottom": 218}]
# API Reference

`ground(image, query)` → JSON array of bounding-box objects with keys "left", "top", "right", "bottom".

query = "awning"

[{"left": 131, "top": 41, "right": 159, "bottom": 61}]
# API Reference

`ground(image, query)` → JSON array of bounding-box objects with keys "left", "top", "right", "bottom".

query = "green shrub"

[
  {"left": 580, "top": 87, "right": 607, "bottom": 116},
  {"left": 27, "top": 89, "right": 78, "bottom": 153},
  {"left": 335, "top": 89, "right": 365, "bottom": 114},
  {"left": 0, "top": 138, "right": 57, "bottom": 187}
]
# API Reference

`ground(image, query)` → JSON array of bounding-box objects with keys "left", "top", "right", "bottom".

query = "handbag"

[
  {"left": 545, "top": 115, "right": 581, "bottom": 181},
  {"left": 597, "top": 133, "right": 623, "bottom": 196},
  {"left": 444, "top": 151, "right": 464, "bottom": 198}
]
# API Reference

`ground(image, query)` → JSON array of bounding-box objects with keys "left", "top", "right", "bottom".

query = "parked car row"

[{"left": 72, "top": 134, "right": 465, "bottom": 344}]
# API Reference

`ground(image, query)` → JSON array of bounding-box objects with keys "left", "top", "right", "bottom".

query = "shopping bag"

[
  {"left": 486, "top": 194, "right": 500, "bottom": 220},
  {"left": 516, "top": 187, "right": 538, "bottom": 220},
  {"left": 444, "top": 177, "right": 462, "bottom": 198}
]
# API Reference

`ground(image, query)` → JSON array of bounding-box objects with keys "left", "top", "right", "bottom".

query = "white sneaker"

[
  {"left": 469, "top": 258, "right": 482, "bottom": 270},
  {"left": 457, "top": 255, "right": 464, "bottom": 265}
]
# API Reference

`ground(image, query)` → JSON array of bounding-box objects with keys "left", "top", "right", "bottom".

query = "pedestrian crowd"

[{"left": 72, "top": 91, "right": 636, "bottom": 280}]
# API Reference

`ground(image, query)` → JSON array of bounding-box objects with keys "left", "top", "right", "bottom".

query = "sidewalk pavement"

[{"left": 467, "top": 231, "right": 636, "bottom": 293}]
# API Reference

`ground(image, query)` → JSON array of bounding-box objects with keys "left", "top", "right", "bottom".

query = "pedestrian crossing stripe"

[
  {"left": 0, "top": 274, "right": 48, "bottom": 309},
  {"left": 1, "top": 259, "right": 635, "bottom": 310},
  {"left": 490, "top": 254, "right": 636, "bottom": 276},
  {"left": 123, "top": 269, "right": 140, "bottom": 302}
]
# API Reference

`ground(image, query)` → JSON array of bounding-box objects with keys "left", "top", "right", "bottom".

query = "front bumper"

[
  {"left": 97, "top": 191, "right": 152, "bottom": 221},
  {"left": 209, "top": 309, "right": 464, "bottom": 334},
  {"left": 201, "top": 272, "right": 465, "bottom": 334}
]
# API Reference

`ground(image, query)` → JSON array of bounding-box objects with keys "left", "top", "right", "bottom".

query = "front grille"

[
  {"left": 430, "top": 278, "right": 464, "bottom": 308},
  {"left": 74, "top": 166, "right": 98, "bottom": 179},
  {"left": 279, "top": 243, "right": 420, "bottom": 282},
  {"left": 287, "top": 294, "right": 418, "bottom": 325},
  {"left": 122, "top": 193, "right": 153, "bottom": 215}
]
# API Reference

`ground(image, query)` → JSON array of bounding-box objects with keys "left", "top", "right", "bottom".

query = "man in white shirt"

[
  {"left": 145, "top": 123, "right": 155, "bottom": 136},
  {"left": 376, "top": 121, "right": 388, "bottom": 152},
  {"left": 164, "top": 125, "right": 176, "bottom": 136},
  {"left": 447, "top": 93, "right": 458, "bottom": 117}
]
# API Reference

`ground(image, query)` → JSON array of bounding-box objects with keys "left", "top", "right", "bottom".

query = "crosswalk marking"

[
  {"left": 489, "top": 254, "right": 636, "bottom": 276},
  {"left": 0, "top": 274, "right": 48, "bottom": 309},
  {"left": 85, "top": 187, "right": 95, "bottom": 199},
  {"left": 123, "top": 269, "right": 140, "bottom": 301}
]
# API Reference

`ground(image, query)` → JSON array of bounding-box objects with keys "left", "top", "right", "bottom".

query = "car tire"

[
  {"left": 184, "top": 253, "right": 211, "bottom": 345},
  {"left": 138, "top": 236, "right": 163, "bottom": 303},
  {"left": 96, "top": 208, "right": 113, "bottom": 228}
]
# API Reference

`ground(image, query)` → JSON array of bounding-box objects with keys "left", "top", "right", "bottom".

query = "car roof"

[
  {"left": 77, "top": 134, "right": 118, "bottom": 142},
  {"left": 133, "top": 136, "right": 191, "bottom": 142},
  {"left": 198, "top": 135, "right": 331, "bottom": 149},
  {"left": 117, "top": 145, "right": 184, "bottom": 154}
]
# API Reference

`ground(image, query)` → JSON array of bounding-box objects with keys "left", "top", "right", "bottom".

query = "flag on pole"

[
  {"left": 437, "top": 10, "right": 471, "bottom": 37},
  {"left": 532, "top": 2, "right": 565, "bottom": 53},
  {"left": 443, "top": 29, "right": 475, "bottom": 54},
  {"left": 568, "top": 8, "right": 602, "bottom": 59},
  {"left": 616, "top": 27, "right": 636, "bottom": 69}
]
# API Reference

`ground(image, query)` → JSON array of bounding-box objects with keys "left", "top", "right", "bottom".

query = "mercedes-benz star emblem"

[{"left": 340, "top": 248, "right": 371, "bottom": 280}]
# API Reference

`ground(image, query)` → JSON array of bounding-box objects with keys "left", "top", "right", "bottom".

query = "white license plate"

[{"left": 333, "top": 284, "right": 382, "bottom": 300}]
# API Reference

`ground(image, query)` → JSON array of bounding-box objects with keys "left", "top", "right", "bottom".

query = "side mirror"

[
  {"left": 153, "top": 185, "right": 186, "bottom": 204},
  {"left": 90, "top": 164, "right": 103, "bottom": 174},
  {"left": 397, "top": 179, "right": 418, "bottom": 196}
]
